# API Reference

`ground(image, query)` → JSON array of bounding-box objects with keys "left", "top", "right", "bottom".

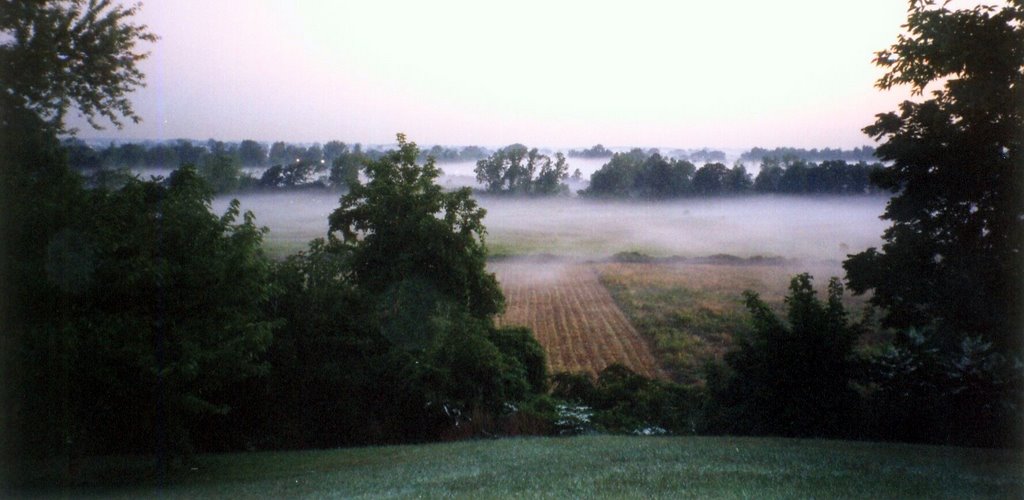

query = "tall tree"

[
  {"left": 0, "top": 0, "right": 157, "bottom": 131},
  {"left": 238, "top": 139, "right": 267, "bottom": 166},
  {"left": 844, "top": 0, "right": 1024, "bottom": 353},
  {"left": 474, "top": 144, "right": 568, "bottom": 195},
  {"left": 330, "top": 133, "right": 503, "bottom": 320}
]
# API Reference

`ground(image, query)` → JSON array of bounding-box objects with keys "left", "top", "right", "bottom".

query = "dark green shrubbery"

[
  {"left": 704, "top": 274, "right": 861, "bottom": 438},
  {"left": 862, "top": 329, "right": 1023, "bottom": 447},
  {"left": 551, "top": 365, "right": 700, "bottom": 436}
]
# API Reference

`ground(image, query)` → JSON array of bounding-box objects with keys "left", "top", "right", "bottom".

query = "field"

[
  {"left": 491, "top": 259, "right": 665, "bottom": 379},
  {"left": 21, "top": 436, "right": 1023, "bottom": 498},
  {"left": 491, "top": 257, "right": 866, "bottom": 385},
  {"left": 595, "top": 259, "right": 870, "bottom": 385}
]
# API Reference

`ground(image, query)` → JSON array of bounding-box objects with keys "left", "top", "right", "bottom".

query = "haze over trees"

[
  {"left": 581, "top": 149, "right": 881, "bottom": 198},
  {"left": 474, "top": 144, "right": 570, "bottom": 195},
  {"left": 568, "top": 144, "right": 613, "bottom": 158},
  {"left": 740, "top": 146, "right": 877, "bottom": 163}
]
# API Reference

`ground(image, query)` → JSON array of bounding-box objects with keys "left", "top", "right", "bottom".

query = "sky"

[{"left": 70, "top": 0, "right": 930, "bottom": 149}]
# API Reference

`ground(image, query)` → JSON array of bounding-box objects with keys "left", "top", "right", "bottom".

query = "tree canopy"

[
  {"left": 844, "top": 0, "right": 1024, "bottom": 353},
  {"left": 474, "top": 144, "right": 569, "bottom": 195},
  {"left": 0, "top": 0, "right": 157, "bottom": 131},
  {"left": 330, "top": 133, "right": 503, "bottom": 320}
]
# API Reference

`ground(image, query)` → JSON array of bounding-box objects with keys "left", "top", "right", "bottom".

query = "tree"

[
  {"left": 706, "top": 274, "right": 860, "bottom": 438},
  {"left": 1, "top": 0, "right": 279, "bottom": 473},
  {"left": 533, "top": 152, "right": 569, "bottom": 195},
  {"left": 754, "top": 160, "right": 784, "bottom": 193},
  {"left": 691, "top": 162, "right": 730, "bottom": 195},
  {"left": 724, "top": 164, "right": 753, "bottom": 193},
  {"left": 843, "top": 0, "right": 1024, "bottom": 354},
  {"left": 322, "top": 140, "right": 348, "bottom": 164},
  {"left": 66, "top": 167, "right": 274, "bottom": 455},
  {"left": 0, "top": 0, "right": 157, "bottom": 131},
  {"left": 198, "top": 153, "right": 242, "bottom": 193},
  {"left": 329, "top": 148, "right": 363, "bottom": 190},
  {"left": 268, "top": 141, "right": 289, "bottom": 164},
  {"left": 579, "top": 148, "right": 647, "bottom": 198},
  {"left": 474, "top": 144, "right": 569, "bottom": 195},
  {"left": 634, "top": 154, "right": 693, "bottom": 198},
  {"left": 325, "top": 135, "right": 547, "bottom": 436},
  {"left": 238, "top": 139, "right": 266, "bottom": 166},
  {"left": 330, "top": 133, "right": 503, "bottom": 320}
]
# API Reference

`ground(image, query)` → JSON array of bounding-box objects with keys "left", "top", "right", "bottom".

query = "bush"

[
  {"left": 551, "top": 365, "right": 700, "bottom": 435},
  {"left": 863, "top": 329, "right": 1024, "bottom": 447},
  {"left": 706, "top": 274, "right": 860, "bottom": 438}
]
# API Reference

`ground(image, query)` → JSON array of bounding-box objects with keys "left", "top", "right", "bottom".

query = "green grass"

[{"left": 19, "top": 436, "right": 1022, "bottom": 498}]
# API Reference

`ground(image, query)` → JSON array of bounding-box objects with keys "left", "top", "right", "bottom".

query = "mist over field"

[{"left": 214, "top": 192, "right": 889, "bottom": 261}]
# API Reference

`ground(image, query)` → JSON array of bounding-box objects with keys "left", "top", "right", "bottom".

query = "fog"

[{"left": 214, "top": 192, "right": 889, "bottom": 262}]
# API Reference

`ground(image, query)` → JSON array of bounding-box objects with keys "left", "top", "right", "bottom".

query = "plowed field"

[{"left": 491, "top": 260, "right": 665, "bottom": 380}]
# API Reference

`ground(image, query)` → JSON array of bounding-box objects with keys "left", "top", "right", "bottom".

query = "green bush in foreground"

[{"left": 706, "top": 274, "right": 861, "bottom": 438}]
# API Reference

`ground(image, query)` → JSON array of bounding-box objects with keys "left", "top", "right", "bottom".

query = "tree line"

[
  {"left": 739, "top": 146, "right": 877, "bottom": 163},
  {"left": 581, "top": 149, "right": 883, "bottom": 198},
  {"left": 66, "top": 138, "right": 492, "bottom": 170}
]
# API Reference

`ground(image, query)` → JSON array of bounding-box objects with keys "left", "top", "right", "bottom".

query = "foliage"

[
  {"left": 706, "top": 274, "right": 860, "bottom": 438},
  {"left": 417, "top": 144, "right": 489, "bottom": 163},
  {"left": 487, "top": 326, "right": 548, "bottom": 393},
  {"left": 862, "top": 328, "right": 1023, "bottom": 447},
  {"left": 328, "top": 144, "right": 364, "bottom": 189},
  {"left": 258, "top": 160, "right": 324, "bottom": 190},
  {"left": 634, "top": 154, "right": 695, "bottom": 198},
  {"left": 198, "top": 154, "right": 243, "bottom": 193},
  {"left": 550, "top": 365, "right": 700, "bottom": 435},
  {"left": 754, "top": 158, "right": 880, "bottom": 194},
  {"left": 583, "top": 150, "right": 874, "bottom": 198},
  {"left": 740, "top": 146, "right": 877, "bottom": 163},
  {"left": 567, "top": 144, "right": 613, "bottom": 158},
  {"left": 0, "top": 0, "right": 157, "bottom": 131},
  {"left": 474, "top": 144, "right": 569, "bottom": 195},
  {"left": 237, "top": 139, "right": 266, "bottom": 166},
  {"left": 6, "top": 165, "right": 275, "bottom": 466},
  {"left": 331, "top": 134, "right": 503, "bottom": 319},
  {"left": 579, "top": 149, "right": 646, "bottom": 197},
  {"left": 844, "top": 0, "right": 1024, "bottom": 354}
]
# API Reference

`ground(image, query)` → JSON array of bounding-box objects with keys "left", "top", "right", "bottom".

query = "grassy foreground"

[{"left": 20, "top": 435, "right": 1023, "bottom": 498}]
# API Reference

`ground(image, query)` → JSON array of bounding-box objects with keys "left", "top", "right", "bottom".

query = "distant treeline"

[
  {"left": 740, "top": 146, "right": 877, "bottom": 163},
  {"left": 581, "top": 150, "right": 883, "bottom": 198},
  {"left": 417, "top": 144, "right": 491, "bottom": 163},
  {"left": 668, "top": 148, "right": 727, "bottom": 163},
  {"left": 568, "top": 144, "right": 613, "bottom": 158},
  {"left": 568, "top": 144, "right": 727, "bottom": 164},
  {"left": 64, "top": 139, "right": 498, "bottom": 194},
  {"left": 64, "top": 138, "right": 491, "bottom": 170}
]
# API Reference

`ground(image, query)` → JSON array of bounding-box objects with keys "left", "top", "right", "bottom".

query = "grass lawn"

[{"left": 18, "top": 435, "right": 1022, "bottom": 498}]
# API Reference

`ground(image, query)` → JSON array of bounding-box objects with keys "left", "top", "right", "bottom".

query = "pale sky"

[{"left": 70, "top": 1, "right": 931, "bottom": 149}]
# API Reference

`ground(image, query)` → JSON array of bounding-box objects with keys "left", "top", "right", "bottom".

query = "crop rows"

[{"left": 491, "top": 261, "right": 665, "bottom": 380}]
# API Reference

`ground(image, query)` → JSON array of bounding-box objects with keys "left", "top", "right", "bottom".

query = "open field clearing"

[
  {"left": 491, "top": 260, "right": 664, "bottom": 379},
  {"left": 596, "top": 260, "right": 871, "bottom": 385},
  {"left": 213, "top": 194, "right": 889, "bottom": 260},
  {"left": 20, "top": 436, "right": 1022, "bottom": 498}
]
